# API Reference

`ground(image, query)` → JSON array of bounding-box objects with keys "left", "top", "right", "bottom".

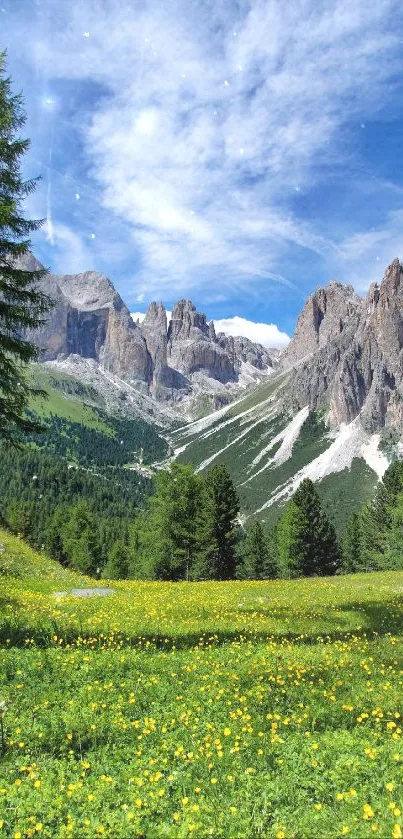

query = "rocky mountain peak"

[
  {"left": 55, "top": 271, "right": 119, "bottom": 312},
  {"left": 168, "top": 299, "right": 209, "bottom": 343},
  {"left": 377, "top": 257, "right": 403, "bottom": 306},
  {"left": 142, "top": 301, "right": 167, "bottom": 330},
  {"left": 286, "top": 257, "right": 403, "bottom": 433},
  {"left": 282, "top": 279, "right": 362, "bottom": 368},
  {"left": 21, "top": 257, "right": 275, "bottom": 413},
  {"left": 141, "top": 302, "right": 168, "bottom": 370}
]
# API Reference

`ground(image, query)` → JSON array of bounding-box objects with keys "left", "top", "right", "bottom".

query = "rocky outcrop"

[
  {"left": 167, "top": 300, "right": 236, "bottom": 384},
  {"left": 217, "top": 333, "right": 275, "bottom": 372},
  {"left": 164, "top": 301, "right": 226, "bottom": 382},
  {"left": 286, "top": 259, "right": 403, "bottom": 433}
]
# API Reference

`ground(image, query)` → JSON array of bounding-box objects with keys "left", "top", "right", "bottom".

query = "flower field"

[{"left": 1, "top": 530, "right": 403, "bottom": 838}]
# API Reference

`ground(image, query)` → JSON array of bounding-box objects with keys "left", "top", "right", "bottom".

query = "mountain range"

[
  {"left": 22, "top": 253, "right": 277, "bottom": 421},
  {"left": 23, "top": 254, "right": 403, "bottom": 526}
]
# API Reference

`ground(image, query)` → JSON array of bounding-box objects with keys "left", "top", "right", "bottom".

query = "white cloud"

[
  {"left": 3, "top": 0, "right": 403, "bottom": 299},
  {"left": 213, "top": 316, "right": 290, "bottom": 349}
]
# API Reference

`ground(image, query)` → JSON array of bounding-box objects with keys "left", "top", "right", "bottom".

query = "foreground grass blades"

[{"left": 0, "top": 530, "right": 403, "bottom": 838}]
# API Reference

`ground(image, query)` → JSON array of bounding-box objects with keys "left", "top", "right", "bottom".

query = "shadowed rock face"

[
  {"left": 331, "top": 258, "right": 403, "bottom": 430},
  {"left": 24, "top": 267, "right": 153, "bottom": 387},
  {"left": 217, "top": 333, "right": 275, "bottom": 372},
  {"left": 286, "top": 259, "right": 403, "bottom": 433}
]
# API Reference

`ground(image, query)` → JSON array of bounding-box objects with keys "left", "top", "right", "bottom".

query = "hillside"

[
  {"left": 1, "top": 529, "right": 403, "bottom": 837},
  {"left": 172, "top": 372, "right": 383, "bottom": 531},
  {"left": 0, "top": 527, "right": 92, "bottom": 593}
]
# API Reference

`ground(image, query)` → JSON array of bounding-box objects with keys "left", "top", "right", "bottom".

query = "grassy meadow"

[{"left": 1, "top": 528, "right": 403, "bottom": 838}]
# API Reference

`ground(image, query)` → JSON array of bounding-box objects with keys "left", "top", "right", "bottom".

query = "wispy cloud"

[
  {"left": 46, "top": 223, "right": 95, "bottom": 275},
  {"left": 337, "top": 210, "right": 403, "bottom": 291},
  {"left": 2, "top": 0, "right": 403, "bottom": 309}
]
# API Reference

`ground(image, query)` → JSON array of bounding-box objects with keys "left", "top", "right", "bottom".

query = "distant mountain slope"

[
  {"left": 27, "top": 364, "right": 169, "bottom": 466},
  {"left": 172, "top": 368, "right": 387, "bottom": 531}
]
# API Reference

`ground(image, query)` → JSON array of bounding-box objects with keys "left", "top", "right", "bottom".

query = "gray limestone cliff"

[
  {"left": 283, "top": 259, "right": 403, "bottom": 433},
  {"left": 24, "top": 265, "right": 152, "bottom": 389},
  {"left": 282, "top": 281, "right": 362, "bottom": 368}
]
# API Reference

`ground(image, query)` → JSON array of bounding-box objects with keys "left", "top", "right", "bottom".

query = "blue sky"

[{"left": 2, "top": 0, "right": 403, "bottom": 346}]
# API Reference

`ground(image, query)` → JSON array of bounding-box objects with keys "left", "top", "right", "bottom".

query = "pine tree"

[
  {"left": 131, "top": 464, "right": 206, "bottom": 580},
  {"left": 0, "top": 53, "right": 53, "bottom": 441},
  {"left": 264, "top": 523, "right": 280, "bottom": 579},
  {"left": 360, "top": 462, "right": 403, "bottom": 567},
  {"left": 342, "top": 512, "right": 364, "bottom": 573},
  {"left": 46, "top": 506, "right": 69, "bottom": 566},
  {"left": 277, "top": 478, "right": 340, "bottom": 578},
  {"left": 237, "top": 520, "right": 276, "bottom": 579},
  {"left": 7, "top": 498, "right": 33, "bottom": 538},
  {"left": 102, "top": 540, "right": 129, "bottom": 580},
  {"left": 204, "top": 464, "right": 240, "bottom": 580},
  {"left": 383, "top": 493, "right": 403, "bottom": 570},
  {"left": 61, "top": 501, "right": 100, "bottom": 575}
]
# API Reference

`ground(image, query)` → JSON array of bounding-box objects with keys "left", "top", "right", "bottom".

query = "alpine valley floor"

[{"left": 1, "top": 529, "right": 403, "bottom": 838}]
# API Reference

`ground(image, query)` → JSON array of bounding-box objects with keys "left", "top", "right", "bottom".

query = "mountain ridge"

[{"left": 22, "top": 255, "right": 277, "bottom": 420}]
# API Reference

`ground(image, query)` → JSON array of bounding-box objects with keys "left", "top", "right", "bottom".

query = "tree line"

[
  {"left": 100, "top": 460, "right": 403, "bottom": 581},
  {"left": 2, "top": 438, "right": 403, "bottom": 581}
]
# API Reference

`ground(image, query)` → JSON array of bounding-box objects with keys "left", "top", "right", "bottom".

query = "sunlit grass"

[{"left": 1, "top": 530, "right": 403, "bottom": 838}]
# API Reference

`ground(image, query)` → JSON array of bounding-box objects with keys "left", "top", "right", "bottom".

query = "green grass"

[
  {"left": 0, "top": 529, "right": 96, "bottom": 594},
  {"left": 1, "top": 531, "right": 403, "bottom": 838},
  {"left": 28, "top": 366, "right": 111, "bottom": 433}
]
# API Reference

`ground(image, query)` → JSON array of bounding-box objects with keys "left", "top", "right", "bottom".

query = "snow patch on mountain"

[{"left": 254, "top": 420, "right": 388, "bottom": 515}]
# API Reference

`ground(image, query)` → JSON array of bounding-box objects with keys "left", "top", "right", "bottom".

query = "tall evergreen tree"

[
  {"left": 360, "top": 462, "right": 403, "bottom": 567},
  {"left": 277, "top": 478, "right": 340, "bottom": 578},
  {"left": 237, "top": 520, "right": 278, "bottom": 579},
  {"left": 0, "top": 53, "right": 53, "bottom": 440},
  {"left": 102, "top": 540, "right": 129, "bottom": 580},
  {"left": 204, "top": 464, "right": 240, "bottom": 580},
  {"left": 61, "top": 500, "right": 100, "bottom": 575},
  {"left": 131, "top": 464, "right": 206, "bottom": 580},
  {"left": 7, "top": 498, "right": 33, "bottom": 539},
  {"left": 341, "top": 512, "right": 364, "bottom": 573},
  {"left": 46, "top": 505, "right": 69, "bottom": 566},
  {"left": 264, "top": 523, "right": 280, "bottom": 579},
  {"left": 383, "top": 493, "right": 403, "bottom": 570}
]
